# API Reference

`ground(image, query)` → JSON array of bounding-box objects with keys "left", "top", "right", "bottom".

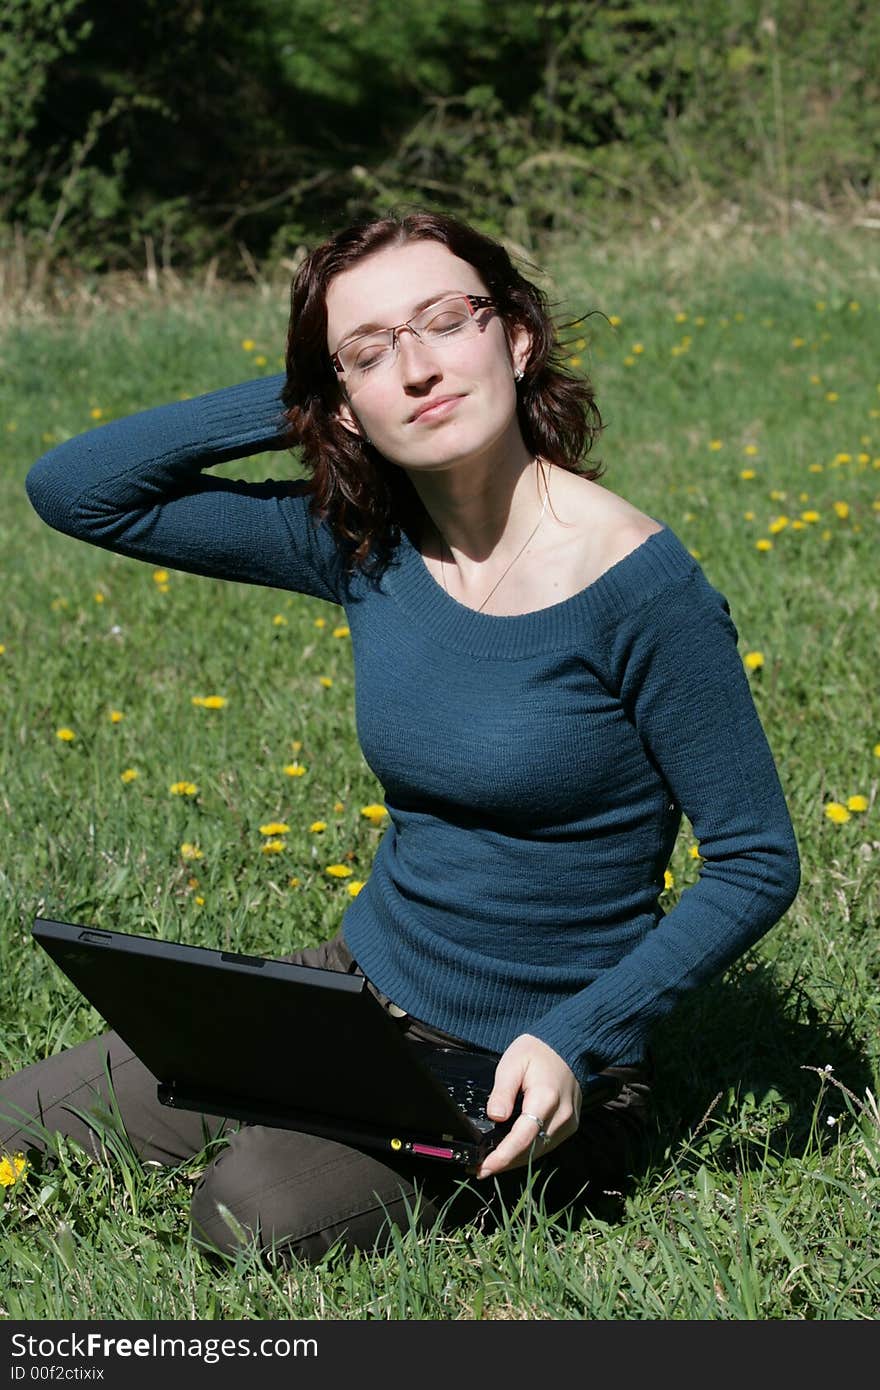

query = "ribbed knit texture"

[{"left": 25, "top": 374, "right": 801, "bottom": 1089}]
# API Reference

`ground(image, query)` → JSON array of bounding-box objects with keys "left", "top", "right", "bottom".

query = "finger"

[{"left": 476, "top": 1114, "right": 551, "bottom": 1178}]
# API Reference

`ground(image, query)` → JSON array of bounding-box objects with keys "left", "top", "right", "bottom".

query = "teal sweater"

[{"left": 25, "top": 374, "right": 801, "bottom": 1088}]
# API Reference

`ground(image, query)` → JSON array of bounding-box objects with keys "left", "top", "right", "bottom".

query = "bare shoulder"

[{"left": 553, "top": 474, "right": 663, "bottom": 566}]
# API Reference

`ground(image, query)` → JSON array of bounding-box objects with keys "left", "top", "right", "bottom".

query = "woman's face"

[{"left": 324, "top": 240, "right": 530, "bottom": 475}]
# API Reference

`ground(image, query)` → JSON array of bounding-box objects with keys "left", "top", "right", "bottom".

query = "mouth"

[{"left": 409, "top": 395, "right": 464, "bottom": 423}]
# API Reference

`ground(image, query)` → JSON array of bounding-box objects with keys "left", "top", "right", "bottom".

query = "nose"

[{"left": 395, "top": 325, "right": 441, "bottom": 386}]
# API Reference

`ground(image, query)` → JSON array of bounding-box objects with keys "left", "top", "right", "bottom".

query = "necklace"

[{"left": 435, "top": 461, "right": 550, "bottom": 614}]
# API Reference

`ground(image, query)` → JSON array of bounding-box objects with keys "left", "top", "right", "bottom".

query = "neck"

[{"left": 406, "top": 447, "right": 548, "bottom": 565}]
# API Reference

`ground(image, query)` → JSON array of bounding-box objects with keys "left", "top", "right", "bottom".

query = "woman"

[{"left": 3, "top": 211, "right": 800, "bottom": 1264}]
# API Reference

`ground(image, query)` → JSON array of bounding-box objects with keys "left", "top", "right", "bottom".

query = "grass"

[{"left": 0, "top": 217, "right": 878, "bottom": 1318}]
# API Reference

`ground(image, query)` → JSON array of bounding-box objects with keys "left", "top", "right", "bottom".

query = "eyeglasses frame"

[{"left": 330, "top": 293, "right": 496, "bottom": 377}]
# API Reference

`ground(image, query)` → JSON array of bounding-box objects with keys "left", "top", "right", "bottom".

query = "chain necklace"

[{"left": 435, "top": 461, "right": 550, "bottom": 614}]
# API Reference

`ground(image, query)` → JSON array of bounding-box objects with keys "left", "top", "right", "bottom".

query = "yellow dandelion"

[
  {"left": 202, "top": 695, "right": 228, "bottom": 709},
  {"left": 809, "top": 463, "right": 824, "bottom": 473},
  {"left": 770, "top": 489, "right": 787, "bottom": 501},
  {"left": 689, "top": 845, "right": 701, "bottom": 859},
  {"left": 291, "top": 739, "right": 303, "bottom": 751},
  {"left": 90, "top": 408, "right": 103, "bottom": 420},
  {"left": 663, "top": 870, "right": 675, "bottom": 889},
  {"left": 0, "top": 644, "right": 5, "bottom": 654},
  {"left": 169, "top": 781, "right": 198, "bottom": 796},
  {"left": 801, "top": 510, "right": 820, "bottom": 523},
  {"left": 810, "top": 374, "right": 822, "bottom": 385},
  {"left": 708, "top": 440, "right": 723, "bottom": 451},
  {"left": 109, "top": 710, "right": 124, "bottom": 723},
  {"left": 608, "top": 315, "right": 621, "bottom": 327},
  {"left": 833, "top": 501, "right": 849, "bottom": 519},
  {"left": 51, "top": 597, "right": 68, "bottom": 611},
  {"left": 241, "top": 338, "right": 256, "bottom": 351},
  {"left": 623, "top": 355, "right": 635, "bottom": 367},
  {"left": 576, "top": 337, "right": 586, "bottom": 349},
  {"left": 272, "top": 614, "right": 288, "bottom": 626},
  {"left": 254, "top": 355, "right": 268, "bottom": 367},
  {"left": 309, "top": 821, "right": 327, "bottom": 833},
  {"left": 314, "top": 617, "right": 327, "bottom": 628},
  {"left": 873, "top": 744, "right": 880, "bottom": 757},
  {"left": 262, "top": 838, "right": 286, "bottom": 854},
  {"left": 632, "top": 343, "right": 644, "bottom": 355},
  {"left": 846, "top": 795, "right": 868, "bottom": 813},
  {"left": 94, "top": 592, "right": 105, "bottom": 604},
  {"left": 0, "top": 1153, "right": 27, "bottom": 1187},
  {"left": 569, "top": 355, "right": 583, "bottom": 368},
  {"left": 815, "top": 300, "right": 826, "bottom": 311},
  {"left": 769, "top": 516, "right": 789, "bottom": 534},
  {"left": 56, "top": 727, "right": 76, "bottom": 742},
  {"left": 284, "top": 762, "right": 307, "bottom": 777},
  {"left": 333, "top": 625, "right": 350, "bottom": 639},
  {"left": 157, "top": 584, "right": 170, "bottom": 594},
  {"left": 744, "top": 652, "right": 765, "bottom": 671},
  {"left": 744, "top": 444, "right": 759, "bottom": 456},
  {"left": 755, "top": 538, "right": 773, "bottom": 551},
  {"left": 743, "top": 511, "right": 755, "bottom": 521},
  {"left": 319, "top": 676, "right": 333, "bottom": 688},
  {"left": 120, "top": 768, "right": 139, "bottom": 783},
  {"left": 740, "top": 469, "right": 757, "bottom": 481},
  {"left": 333, "top": 801, "right": 345, "bottom": 812},
  {"left": 194, "top": 896, "right": 205, "bottom": 906},
  {"left": 288, "top": 877, "right": 301, "bottom": 888},
  {"left": 848, "top": 300, "right": 860, "bottom": 312},
  {"left": 152, "top": 570, "right": 169, "bottom": 584},
  {"left": 360, "top": 803, "right": 388, "bottom": 823},
  {"left": 834, "top": 453, "right": 852, "bottom": 465},
  {"left": 695, "top": 316, "right": 705, "bottom": 326},
  {"left": 791, "top": 337, "right": 805, "bottom": 348},
  {"left": 180, "top": 843, "right": 204, "bottom": 861},
  {"left": 674, "top": 312, "right": 687, "bottom": 323},
  {"left": 347, "top": 880, "right": 365, "bottom": 896},
  {"left": 825, "top": 391, "right": 839, "bottom": 402},
  {"left": 187, "top": 877, "right": 199, "bottom": 889},
  {"left": 259, "top": 821, "right": 290, "bottom": 836},
  {"left": 824, "top": 802, "right": 850, "bottom": 824},
  {"left": 326, "top": 864, "right": 354, "bottom": 878}
]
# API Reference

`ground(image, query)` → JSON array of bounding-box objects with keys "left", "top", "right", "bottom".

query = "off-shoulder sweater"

[{"left": 25, "top": 374, "right": 801, "bottom": 1088}]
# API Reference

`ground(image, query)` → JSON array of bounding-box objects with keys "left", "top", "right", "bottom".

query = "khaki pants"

[{"left": 0, "top": 931, "right": 653, "bottom": 1264}]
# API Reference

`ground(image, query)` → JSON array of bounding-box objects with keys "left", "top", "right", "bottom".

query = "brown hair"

[{"left": 281, "top": 210, "right": 604, "bottom": 580}]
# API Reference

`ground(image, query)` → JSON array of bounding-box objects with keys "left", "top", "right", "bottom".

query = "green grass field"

[{"left": 0, "top": 221, "right": 878, "bottom": 1318}]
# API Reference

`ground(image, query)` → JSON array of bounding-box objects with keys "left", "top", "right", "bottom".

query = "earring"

[{"left": 514, "top": 369, "right": 524, "bottom": 382}]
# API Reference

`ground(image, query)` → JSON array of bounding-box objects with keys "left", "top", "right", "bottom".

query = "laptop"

[{"left": 32, "top": 917, "right": 621, "bottom": 1168}]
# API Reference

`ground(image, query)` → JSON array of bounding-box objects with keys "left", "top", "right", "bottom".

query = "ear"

[
  {"left": 508, "top": 320, "right": 533, "bottom": 378},
  {"left": 333, "top": 394, "right": 368, "bottom": 442}
]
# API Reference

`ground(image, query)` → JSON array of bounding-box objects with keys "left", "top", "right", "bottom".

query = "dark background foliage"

[{"left": 2, "top": 0, "right": 877, "bottom": 277}]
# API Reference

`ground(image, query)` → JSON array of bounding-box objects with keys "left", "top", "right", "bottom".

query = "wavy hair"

[{"left": 280, "top": 210, "right": 605, "bottom": 580}]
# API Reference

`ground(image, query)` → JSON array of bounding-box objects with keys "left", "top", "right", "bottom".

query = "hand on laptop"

[{"left": 471, "top": 1033, "right": 582, "bottom": 1180}]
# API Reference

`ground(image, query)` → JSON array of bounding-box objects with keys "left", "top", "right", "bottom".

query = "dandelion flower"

[
  {"left": 193, "top": 695, "right": 227, "bottom": 709},
  {"left": 825, "top": 391, "right": 839, "bottom": 403},
  {"left": 873, "top": 744, "right": 880, "bottom": 757},
  {"left": 333, "top": 801, "right": 345, "bottom": 813},
  {"left": 121, "top": 768, "right": 139, "bottom": 783},
  {"left": 109, "top": 710, "right": 124, "bottom": 723},
  {"left": 90, "top": 408, "right": 103, "bottom": 420},
  {"left": 288, "top": 877, "right": 301, "bottom": 888},
  {"left": 0, "top": 1153, "right": 27, "bottom": 1187},
  {"left": 254, "top": 355, "right": 268, "bottom": 367},
  {"left": 755, "top": 538, "right": 773, "bottom": 551},
  {"left": 333, "top": 625, "right": 350, "bottom": 639},
  {"left": 674, "top": 312, "right": 687, "bottom": 324},
  {"left": 846, "top": 795, "right": 868, "bottom": 813},
  {"left": 347, "top": 880, "right": 365, "bottom": 897},
  {"left": 326, "top": 864, "right": 354, "bottom": 878},
  {"left": 94, "top": 592, "right": 105, "bottom": 604},
  {"left": 0, "top": 644, "right": 5, "bottom": 654},
  {"left": 824, "top": 802, "right": 851, "bottom": 824},
  {"left": 309, "top": 821, "right": 327, "bottom": 833},
  {"left": 314, "top": 617, "right": 327, "bottom": 629},
  {"left": 56, "top": 728, "right": 76, "bottom": 742},
  {"left": 319, "top": 677, "right": 333, "bottom": 688},
  {"left": 708, "top": 440, "right": 723, "bottom": 451},
  {"left": 194, "top": 896, "right": 205, "bottom": 906},
  {"left": 169, "top": 781, "right": 198, "bottom": 796},
  {"left": 180, "top": 843, "right": 203, "bottom": 861},
  {"left": 744, "top": 652, "right": 764, "bottom": 671},
  {"left": 260, "top": 822, "right": 290, "bottom": 836},
  {"left": 262, "top": 839, "right": 285, "bottom": 854},
  {"left": 833, "top": 501, "right": 849, "bottom": 519},
  {"left": 273, "top": 614, "right": 287, "bottom": 626},
  {"left": 152, "top": 570, "right": 169, "bottom": 585},
  {"left": 689, "top": 845, "right": 701, "bottom": 859},
  {"left": 740, "top": 469, "right": 756, "bottom": 481},
  {"left": 360, "top": 804, "right": 388, "bottom": 824},
  {"left": 241, "top": 339, "right": 256, "bottom": 351},
  {"left": 632, "top": 343, "right": 644, "bottom": 355},
  {"left": 569, "top": 355, "right": 583, "bottom": 367},
  {"left": 802, "top": 510, "right": 820, "bottom": 523},
  {"left": 284, "top": 763, "right": 306, "bottom": 777},
  {"left": 608, "top": 315, "right": 621, "bottom": 327},
  {"left": 663, "top": 870, "right": 674, "bottom": 889},
  {"left": 743, "top": 444, "right": 759, "bottom": 456}
]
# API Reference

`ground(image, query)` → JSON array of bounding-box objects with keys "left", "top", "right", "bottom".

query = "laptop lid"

[{"left": 31, "top": 917, "right": 517, "bottom": 1163}]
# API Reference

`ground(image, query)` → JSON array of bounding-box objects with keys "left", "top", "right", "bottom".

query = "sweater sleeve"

[
  {"left": 528, "top": 568, "right": 801, "bottom": 1090},
  {"left": 25, "top": 373, "right": 346, "bottom": 606}
]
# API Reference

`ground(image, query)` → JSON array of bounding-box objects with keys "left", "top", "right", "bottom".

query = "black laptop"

[{"left": 32, "top": 917, "right": 621, "bottom": 1167}]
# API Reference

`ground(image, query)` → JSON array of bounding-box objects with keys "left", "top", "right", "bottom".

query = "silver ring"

[{"left": 522, "top": 1111, "right": 548, "bottom": 1141}]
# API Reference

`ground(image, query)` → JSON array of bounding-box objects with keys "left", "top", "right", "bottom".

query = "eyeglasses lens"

[{"left": 338, "top": 296, "right": 480, "bottom": 378}]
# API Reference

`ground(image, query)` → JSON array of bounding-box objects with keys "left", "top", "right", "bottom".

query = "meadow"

[{"left": 0, "top": 218, "right": 877, "bottom": 1319}]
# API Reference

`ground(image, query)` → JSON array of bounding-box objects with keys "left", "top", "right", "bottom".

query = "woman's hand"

[{"left": 471, "top": 1034, "right": 582, "bottom": 1180}]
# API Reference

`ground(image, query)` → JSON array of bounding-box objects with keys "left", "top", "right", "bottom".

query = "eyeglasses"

[{"left": 331, "top": 294, "right": 495, "bottom": 385}]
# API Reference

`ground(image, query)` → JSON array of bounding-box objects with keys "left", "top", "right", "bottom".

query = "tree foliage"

[{"left": 1, "top": 0, "right": 877, "bottom": 275}]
